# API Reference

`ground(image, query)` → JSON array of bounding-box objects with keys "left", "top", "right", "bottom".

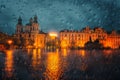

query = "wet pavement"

[{"left": 0, "top": 49, "right": 120, "bottom": 80}]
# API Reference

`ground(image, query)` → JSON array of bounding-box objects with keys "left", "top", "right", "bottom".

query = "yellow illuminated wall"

[
  {"left": 60, "top": 27, "right": 120, "bottom": 49},
  {"left": 5, "top": 50, "right": 14, "bottom": 77}
]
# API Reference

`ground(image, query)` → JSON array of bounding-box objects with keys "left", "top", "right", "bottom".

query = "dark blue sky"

[{"left": 0, "top": 0, "right": 120, "bottom": 34}]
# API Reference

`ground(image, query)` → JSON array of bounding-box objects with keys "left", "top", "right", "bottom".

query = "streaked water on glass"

[{"left": 0, "top": 49, "right": 120, "bottom": 80}]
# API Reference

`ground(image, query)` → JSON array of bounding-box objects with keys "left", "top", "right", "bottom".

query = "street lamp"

[
  {"left": 7, "top": 40, "right": 13, "bottom": 45},
  {"left": 7, "top": 40, "right": 13, "bottom": 49}
]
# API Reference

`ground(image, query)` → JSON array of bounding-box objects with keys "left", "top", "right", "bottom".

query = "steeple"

[
  {"left": 29, "top": 17, "right": 33, "bottom": 24},
  {"left": 18, "top": 16, "right": 22, "bottom": 25},
  {"left": 34, "top": 15, "right": 38, "bottom": 23}
]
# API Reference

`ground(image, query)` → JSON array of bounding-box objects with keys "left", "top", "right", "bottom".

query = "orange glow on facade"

[
  {"left": 15, "top": 16, "right": 46, "bottom": 49},
  {"left": 34, "top": 34, "right": 46, "bottom": 48},
  {"left": 60, "top": 27, "right": 120, "bottom": 49},
  {"left": 5, "top": 50, "right": 14, "bottom": 77},
  {"left": 60, "top": 40, "right": 68, "bottom": 48}
]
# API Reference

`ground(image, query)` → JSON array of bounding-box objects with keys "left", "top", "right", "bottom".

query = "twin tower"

[{"left": 16, "top": 15, "right": 40, "bottom": 34}]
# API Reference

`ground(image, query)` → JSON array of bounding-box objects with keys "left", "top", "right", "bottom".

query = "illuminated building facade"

[
  {"left": 45, "top": 32, "right": 59, "bottom": 49},
  {"left": 60, "top": 26, "right": 120, "bottom": 49},
  {"left": 14, "top": 16, "right": 120, "bottom": 49},
  {"left": 104, "top": 30, "right": 120, "bottom": 49},
  {"left": 15, "top": 16, "right": 46, "bottom": 48}
]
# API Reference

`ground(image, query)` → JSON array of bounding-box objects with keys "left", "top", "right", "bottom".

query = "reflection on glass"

[
  {"left": 78, "top": 50, "right": 85, "bottom": 57},
  {"left": 4, "top": 50, "right": 14, "bottom": 78},
  {"left": 103, "top": 50, "right": 112, "bottom": 55},
  {"left": 80, "top": 63, "right": 88, "bottom": 71},
  {"left": 45, "top": 52, "right": 60, "bottom": 80},
  {"left": 103, "top": 50, "right": 113, "bottom": 58},
  {"left": 27, "top": 48, "right": 31, "bottom": 54},
  {"left": 32, "top": 49, "right": 41, "bottom": 70},
  {"left": 61, "top": 49, "right": 67, "bottom": 57},
  {"left": 77, "top": 50, "right": 87, "bottom": 71},
  {"left": 56, "top": 49, "right": 59, "bottom": 53}
]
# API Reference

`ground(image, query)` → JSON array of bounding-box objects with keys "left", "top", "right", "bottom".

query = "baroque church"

[{"left": 15, "top": 16, "right": 46, "bottom": 48}]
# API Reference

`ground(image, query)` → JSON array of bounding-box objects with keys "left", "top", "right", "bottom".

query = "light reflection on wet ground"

[{"left": 0, "top": 49, "right": 120, "bottom": 80}]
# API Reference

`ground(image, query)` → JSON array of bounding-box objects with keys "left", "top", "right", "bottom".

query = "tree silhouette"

[{"left": 85, "top": 38, "right": 103, "bottom": 49}]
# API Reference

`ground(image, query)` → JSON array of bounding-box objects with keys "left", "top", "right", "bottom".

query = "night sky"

[{"left": 0, "top": 0, "right": 120, "bottom": 34}]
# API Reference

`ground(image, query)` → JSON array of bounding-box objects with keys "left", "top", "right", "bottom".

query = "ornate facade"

[
  {"left": 60, "top": 26, "right": 120, "bottom": 49},
  {"left": 14, "top": 16, "right": 120, "bottom": 49},
  {"left": 15, "top": 16, "right": 46, "bottom": 48}
]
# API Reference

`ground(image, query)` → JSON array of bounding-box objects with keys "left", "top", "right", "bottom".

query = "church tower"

[
  {"left": 30, "top": 15, "right": 39, "bottom": 33},
  {"left": 34, "top": 15, "right": 38, "bottom": 23},
  {"left": 16, "top": 16, "right": 23, "bottom": 34}
]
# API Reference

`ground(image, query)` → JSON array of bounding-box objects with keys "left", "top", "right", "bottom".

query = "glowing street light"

[
  {"left": 49, "top": 32, "right": 58, "bottom": 40},
  {"left": 7, "top": 40, "right": 13, "bottom": 49},
  {"left": 49, "top": 32, "right": 58, "bottom": 37},
  {"left": 7, "top": 40, "right": 13, "bottom": 45}
]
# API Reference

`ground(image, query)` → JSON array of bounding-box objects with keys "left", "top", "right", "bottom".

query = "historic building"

[
  {"left": 104, "top": 30, "right": 120, "bottom": 49},
  {"left": 60, "top": 26, "right": 120, "bottom": 49},
  {"left": 15, "top": 16, "right": 46, "bottom": 48},
  {"left": 45, "top": 32, "right": 59, "bottom": 50},
  {"left": 14, "top": 16, "right": 120, "bottom": 49}
]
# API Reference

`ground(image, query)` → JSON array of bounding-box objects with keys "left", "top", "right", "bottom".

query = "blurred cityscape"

[
  {"left": 0, "top": 0, "right": 120, "bottom": 80},
  {"left": 0, "top": 16, "right": 120, "bottom": 51}
]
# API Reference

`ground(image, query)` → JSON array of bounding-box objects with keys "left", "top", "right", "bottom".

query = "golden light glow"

[
  {"left": 32, "top": 49, "right": 41, "bottom": 70},
  {"left": 81, "top": 50, "right": 85, "bottom": 57},
  {"left": 27, "top": 48, "right": 31, "bottom": 54},
  {"left": 61, "top": 49, "right": 67, "bottom": 57},
  {"left": 78, "top": 50, "right": 85, "bottom": 57},
  {"left": 61, "top": 40, "right": 68, "bottom": 48},
  {"left": 45, "top": 52, "right": 60, "bottom": 80},
  {"left": 7, "top": 40, "right": 13, "bottom": 45},
  {"left": 5, "top": 50, "right": 14, "bottom": 77},
  {"left": 49, "top": 32, "right": 58, "bottom": 37}
]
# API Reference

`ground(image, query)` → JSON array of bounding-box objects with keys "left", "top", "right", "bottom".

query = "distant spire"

[
  {"left": 29, "top": 17, "right": 33, "bottom": 24},
  {"left": 34, "top": 15, "right": 38, "bottom": 23},
  {"left": 18, "top": 16, "right": 22, "bottom": 25}
]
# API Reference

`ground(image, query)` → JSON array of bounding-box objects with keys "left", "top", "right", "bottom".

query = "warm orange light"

[
  {"left": 61, "top": 40, "right": 68, "bottom": 48},
  {"left": 49, "top": 32, "right": 58, "bottom": 37},
  {"left": 45, "top": 52, "right": 60, "bottom": 80},
  {"left": 32, "top": 49, "right": 41, "bottom": 70},
  {"left": 81, "top": 50, "right": 85, "bottom": 57},
  {"left": 5, "top": 50, "right": 14, "bottom": 77},
  {"left": 62, "top": 49, "right": 67, "bottom": 57},
  {"left": 7, "top": 40, "right": 13, "bottom": 45},
  {"left": 78, "top": 50, "right": 85, "bottom": 57}
]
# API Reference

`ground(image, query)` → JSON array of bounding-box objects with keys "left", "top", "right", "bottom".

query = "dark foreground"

[{"left": 0, "top": 49, "right": 120, "bottom": 80}]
